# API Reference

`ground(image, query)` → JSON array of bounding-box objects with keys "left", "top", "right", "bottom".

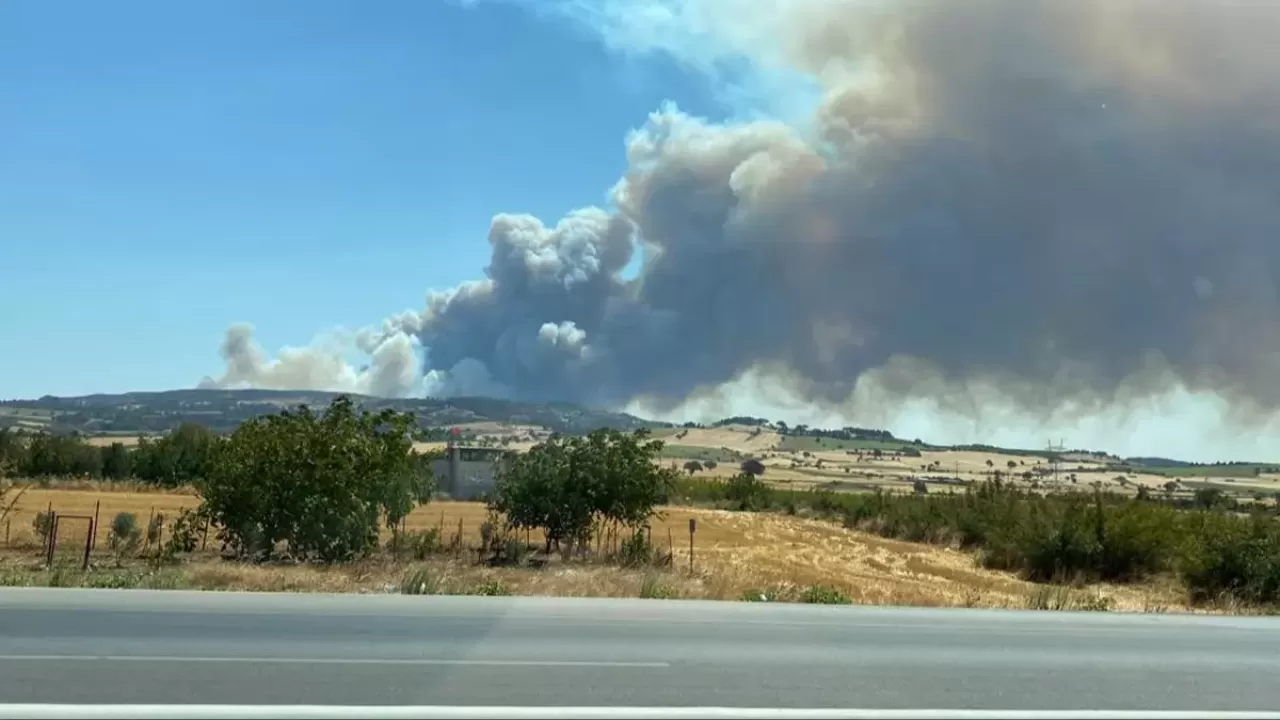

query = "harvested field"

[{"left": 82, "top": 436, "right": 146, "bottom": 447}]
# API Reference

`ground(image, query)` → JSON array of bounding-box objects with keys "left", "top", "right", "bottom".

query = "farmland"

[
  {"left": 2, "top": 389, "right": 1279, "bottom": 612},
  {"left": 0, "top": 485, "right": 1185, "bottom": 612}
]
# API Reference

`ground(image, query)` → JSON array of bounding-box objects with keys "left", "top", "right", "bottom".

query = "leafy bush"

[
  {"left": 107, "top": 512, "right": 141, "bottom": 564},
  {"left": 32, "top": 510, "right": 53, "bottom": 545},
  {"left": 199, "top": 397, "right": 429, "bottom": 563},
  {"left": 613, "top": 528, "right": 670, "bottom": 568},
  {"left": 726, "top": 472, "right": 771, "bottom": 511},
  {"left": 1180, "top": 514, "right": 1280, "bottom": 605},
  {"left": 488, "top": 429, "right": 677, "bottom": 554},
  {"left": 146, "top": 512, "right": 165, "bottom": 547},
  {"left": 157, "top": 508, "right": 204, "bottom": 563},
  {"left": 392, "top": 528, "right": 443, "bottom": 561},
  {"left": 477, "top": 515, "right": 532, "bottom": 567}
]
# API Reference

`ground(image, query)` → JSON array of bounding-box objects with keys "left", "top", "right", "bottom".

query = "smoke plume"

[{"left": 202, "top": 0, "right": 1280, "bottom": 458}]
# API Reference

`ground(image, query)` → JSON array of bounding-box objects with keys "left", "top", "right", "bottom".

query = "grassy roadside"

[
  {"left": 0, "top": 485, "right": 1216, "bottom": 614},
  {"left": 0, "top": 550, "right": 1192, "bottom": 613}
]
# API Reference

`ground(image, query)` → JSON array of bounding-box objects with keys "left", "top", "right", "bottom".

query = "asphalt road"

[{"left": 0, "top": 588, "right": 1278, "bottom": 711}]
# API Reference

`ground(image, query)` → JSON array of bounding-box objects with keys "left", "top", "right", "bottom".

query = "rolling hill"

[{"left": 0, "top": 389, "right": 664, "bottom": 437}]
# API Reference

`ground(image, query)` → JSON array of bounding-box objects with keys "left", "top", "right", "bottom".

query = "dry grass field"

[
  {"left": 0, "top": 486, "right": 1189, "bottom": 612},
  {"left": 82, "top": 435, "right": 147, "bottom": 448},
  {"left": 649, "top": 426, "right": 1280, "bottom": 504}
]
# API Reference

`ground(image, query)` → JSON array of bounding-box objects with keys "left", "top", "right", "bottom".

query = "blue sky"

[{"left": 0, "top": 0, "right": 726, "bottom": 399}]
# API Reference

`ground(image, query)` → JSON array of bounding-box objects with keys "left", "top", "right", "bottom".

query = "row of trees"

[
  {"left": 182, "top": 402, "right": 677, "bottom": 564},
  {"left": 0, "top": 424, "right": 218, "bottom": 485},
  {"left": 4, "top": 397, "right": 679, "bottom": 567}
]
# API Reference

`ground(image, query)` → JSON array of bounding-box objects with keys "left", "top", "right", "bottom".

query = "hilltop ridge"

[{"left": 0, "top": 388, "right": 663, "bottom": 437}]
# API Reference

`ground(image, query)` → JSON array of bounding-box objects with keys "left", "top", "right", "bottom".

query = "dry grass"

[
  {"left": 0, "top": 487, "right": 1198, "bottom": 612},
  {"left": 3, "top": 487, "right": 200, "bottom": 549},
  {"left": 82, "top": 436, "right": 146, "bottom": 448},
  {"left": 657, "top": 426, "right": 782, "bottom": 454}
]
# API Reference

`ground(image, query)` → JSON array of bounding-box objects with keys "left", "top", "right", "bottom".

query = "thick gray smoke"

[{"left": 204, "top": 0, "right": 1280, "bottom": 452}]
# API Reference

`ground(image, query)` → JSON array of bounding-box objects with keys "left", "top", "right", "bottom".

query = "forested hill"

[{"left": 0, "top": 389, "right": 664, "bottom": 436}]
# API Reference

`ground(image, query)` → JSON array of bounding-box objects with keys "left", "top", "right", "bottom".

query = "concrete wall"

[{"left": 430, "top": 446, "right": 512, "bottom": 501}]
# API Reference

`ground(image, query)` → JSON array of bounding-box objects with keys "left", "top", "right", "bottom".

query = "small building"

[{"left": 430, "top": 445, "right": 516, "bottom": 501}]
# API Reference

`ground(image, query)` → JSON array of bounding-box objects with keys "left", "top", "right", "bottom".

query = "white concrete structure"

[{"left": 430, "top": 445, "right": 515, "bottom": 500}]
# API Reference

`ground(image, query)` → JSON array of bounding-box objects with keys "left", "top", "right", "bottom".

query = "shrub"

[
  {"left": 470, "top": 580, "right": 511, "bottom": 596},
  {"left": 199, "top": 397, "right": 428, "bottom": 563},
  {"left": 32, "top": 511, "right": 52, "bottom": 545},
  {"left": 677, "top": 474, "right": 1280, "bottom": 606},
  {"left": 107, "top": 512, "right": 141, "bottom": 565},
  {"left": 397, "top": 528, "right": 443, "bottom": 560},
  {"left": 161, "top": 508, "right": 204, "bottom": 559},
  {"left": 488, "top": 429, "right": 676, "bottom": 555},
  {"left": 799, "top": 585, "right": 852, "bottom": 605},
  {"left": 145, "top": 513, "right": 165, "bottom": 547},
  {"left": 726, "top": 472, "right": 771, "bottom": 511},
  {"left": 1180, "top": 514, "right": 1280, "bottom": 605},
  {"left": 614, "top": 528, "right": 661, "bottom": 567},
  {"left": 639, "top": 572, "right": 675, "bottom": 599},
  {"left": 400, "top": 567, "right": 441, "bottom": 595}
]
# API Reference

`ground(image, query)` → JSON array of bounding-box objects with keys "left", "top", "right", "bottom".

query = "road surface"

[{"left": 0, "top": 588, "right": 1277, "bottom": 711}]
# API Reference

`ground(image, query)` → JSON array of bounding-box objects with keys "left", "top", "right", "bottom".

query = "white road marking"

[
  {"left": 0, "top": 655, "right": 668, "bottom": 668},
  {"left": 0, "top": 706, "right": 1276, "bottom": 720}
]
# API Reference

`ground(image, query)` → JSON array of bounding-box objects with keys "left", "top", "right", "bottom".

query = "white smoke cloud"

[{"left": 199, "top": 323, "right": 423, "bottom": 398}]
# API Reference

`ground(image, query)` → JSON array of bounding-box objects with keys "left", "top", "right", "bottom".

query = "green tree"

[
  {"left": 198, "top": 396, "right": 425, "bottom": 563},
  {"left": 101, "top": 442, "right": 133, "bottom": 480},
  {"left": 726, "top": 471, "right": 770, "bottom": 511},
  {"left": 1194, "top": 487, "right": 1228, "bottom": 511},
  {"left": 133, "top": 423, "right": 219, "bottom": 486},
  {"left": 0, "top": 428, "right": 22, "bottom": 475},
  {"left": 108, "top": 512, "right": 142, "bottom": 565},
  {"left": 18, "top": 434, "right": 101, "bottom": 477},
  {"left": 488, "top": 429, "right": 676, "bottom": 553}
]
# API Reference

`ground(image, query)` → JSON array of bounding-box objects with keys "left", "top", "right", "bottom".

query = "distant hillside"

[
  {"left": 5, "top": 389, "right": 1276, "bottom": 473},
  {"left": 0, "top": 389, "right": 666, "bottom": 436}
]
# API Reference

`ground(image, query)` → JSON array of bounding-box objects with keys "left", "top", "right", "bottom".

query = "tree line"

[
  {"left": 3, "top": 396, "right": 678, "bottom": 568},
  {"left": 0, "top": 424, "right": 219, "bottom": 485},
  {"left": 0, "top": 421, "right": 465, "bottom": 487}
]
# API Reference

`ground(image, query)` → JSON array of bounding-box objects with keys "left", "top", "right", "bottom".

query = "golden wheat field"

[{"left": 0, "top": 486, "right": 1189, "bottom": 612}]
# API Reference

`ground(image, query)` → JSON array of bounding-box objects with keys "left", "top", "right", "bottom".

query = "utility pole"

[{"left": 1046, "top": 439, "right": 1066, "bottom": 485}]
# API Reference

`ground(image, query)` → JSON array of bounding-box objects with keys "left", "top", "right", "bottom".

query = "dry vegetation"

[
  {"left": 0, "top": 486, "right": 1190, "bottom": 612},
  {"left": 3, "top": 416, "right": 1274, "bottom": 614},
  {"left": 653, "top": 426, "right": 1280, "bottom": 505},
  {"left": 58, "top": 425, "right": 1280, "bottom": 502}
]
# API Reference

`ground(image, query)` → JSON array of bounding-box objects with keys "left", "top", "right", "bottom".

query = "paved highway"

[{"left": 0, "top": 588, "right": 1277, "bottom": 712}]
